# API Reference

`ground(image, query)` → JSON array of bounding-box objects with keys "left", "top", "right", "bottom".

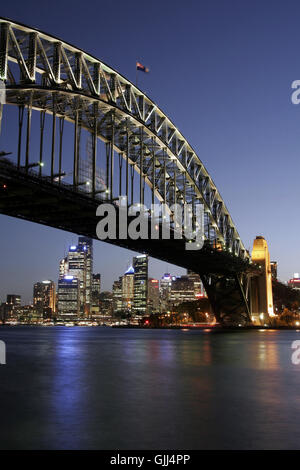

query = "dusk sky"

[{"left": 1, "top": 0, "right": 300, "bottom": 303}]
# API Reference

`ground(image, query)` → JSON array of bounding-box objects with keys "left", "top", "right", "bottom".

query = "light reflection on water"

[{"left": 0, "top": 327, "right": 300, "bottom": 449}]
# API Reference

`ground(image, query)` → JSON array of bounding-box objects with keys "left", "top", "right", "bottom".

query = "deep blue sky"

[{"left": 1, "top": 0, "right": 300, "bottom": 303}]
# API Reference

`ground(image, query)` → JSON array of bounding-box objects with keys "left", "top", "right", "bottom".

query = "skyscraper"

[
  {"left": 148, "top": 278, "right": 160, "bottom": 313},
  {"left": 160, "top": 273, "right": 172, "bottom": 311},
  {"left": 60, "top": 237, "right": 93, "bottom": 317},
  {"left": 67, "top": 244, "right": 86, "bottom": 314},
  {"left": 91, "top": 273, "right": 101, "bottom": 307},
  {"left": 122, "top": 265, "right": 135, "bottom": 312},
  {"left": 33, "top": 280, "right": 56, "bottom": 318},
  {"left": 2, "top": 295, "right": 21, "bottom": 322},
  {"left": 186, "top": 270, "right": 205, "bottom": 298},
  {"left": 133, "top": 255, "right": 148, "bottom": 315},
  {"left": 59, "top": 257, "right": 68, "bottom": 279},
  {"left": 78, "top": 237, "right": 93, "bottom": 314},
  {"left": 112, "top": 277, "right": 123, "bottom": 314},
  {"left": 57, "top": 276, "right": 80, "bottom": 320},
  {"left": 169, "top": 275, "right": 195, "bottom": 307}
]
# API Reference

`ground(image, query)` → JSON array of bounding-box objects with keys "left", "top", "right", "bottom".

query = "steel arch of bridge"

[{"left": 0, "top": 17, "right": 248, "bottom": 259}]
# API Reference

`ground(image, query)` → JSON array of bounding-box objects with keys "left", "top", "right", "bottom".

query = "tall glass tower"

[
  {"left": 57, "top": 276, "right": 80, "bottom": 320},
  {"left": 133, "top": 255, "right": 148, "bottom": 315},
  {"left": 122, "top": 265, "right": 135, "bottom": 313},
  {"left": 33, "top": 280, "right": 56, "bottom": 318},
  {"left": 78, "top": 237, "right": 93, "bottom": 315},
  {"left": 58, "top": 237, "right": 93, "bottom": 317}
]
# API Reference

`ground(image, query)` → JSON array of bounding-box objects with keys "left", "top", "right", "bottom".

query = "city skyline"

[
  {"left": 0, "top": 223, "right": 186, "bottom": 304},
  {"left": 1, "top": 232, "right": 205, "bottom": 310},
  {"left": 0, "top": 233, "right": 206, "bottom": 323}
]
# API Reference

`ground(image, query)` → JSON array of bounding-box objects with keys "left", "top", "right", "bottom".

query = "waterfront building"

[
  {"left": 160, "top": 273, "right": 172, "bottom": 311},
  {"left": 57, "top": 276, "right": 80, "bottom": 320},
  {"left": 186, "top": 270, "right": 206, "bottom": 298},
  {"left": 1, "top": 295, "right": 22, "bottom": 322},
  {"left": 148, "top": 278, "right": 160, "bottom": 313},
  {"left": 16, "top": 305, "right": 42, "bottom": 323},
  {"left": 91, "top": 273, "right": 101, "bottom": 307},
  {"left": 288, "top": 274, "right": 300, "bottom": 290},
  {"left": 6, "top": 294, "right": 21, "bottom": 307},
  {"left": 169, "top": 275, "right": 195, "bottom": 307},
  {"left": 33, "top": 280, "right": 56, "bottom": 318},
  {"left": 66, "top": 244, "right": 86, "bottom": 311},
  {"left": 0, "top": 302, "right": 13, "bottom": 322},
  {"left": 78, "top": 237, "right": 93, "bottom": 314},
  {"left": 99, "top": 291, "right": 113, "bottom": 316},
  {"left": 60, "top": 237, "right": 93, "bottom": 316},
  {"left": 122, "top": 265, "right": 135, "bottom": 312},
  {"left": 133, "top": 255, "right": 148, "bottom": 315},
  {"left": 112, "top": 277, "right": 123, "bottom": 314}
]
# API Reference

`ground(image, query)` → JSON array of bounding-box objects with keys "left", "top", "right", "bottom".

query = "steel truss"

[{"left": 0, "top": 18, "right": 248, "bottom": 258}]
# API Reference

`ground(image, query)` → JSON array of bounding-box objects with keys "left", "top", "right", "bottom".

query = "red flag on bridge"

[{"left": 136, "top": 62, "right": 150, "bottom": 73}]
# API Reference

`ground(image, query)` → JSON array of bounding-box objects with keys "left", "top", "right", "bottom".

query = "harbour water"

[{"left": 0, "top": 326, "right": 300, "bottom": 450}]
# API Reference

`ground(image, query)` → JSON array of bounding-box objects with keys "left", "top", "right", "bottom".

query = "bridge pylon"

[{"left": 250, "top": 236, "right": 274, "bottom": 325}]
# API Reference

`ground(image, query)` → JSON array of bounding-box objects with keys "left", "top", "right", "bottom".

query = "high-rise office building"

[
  {"left": 112, "top": 277, "right": 123, "bottom": 314},
  {"left": 148, "top": 278, "right": 160, "bottom": 313},
  {"left": 60, "top": 237, "right": 93, "bottom": 316},
  {"left": 6, "top": 295, "right": 21, "bottom": 306},
  {"left": 57, "top": 276, "right": 80, "bottom": 320},
  {"left": 169, "top": 275, "right": 195, "bottom": 307},
  {"left": 133, "top": 255, "right": 148, "bottom": 315},
  {"left": 59, "top": 257, "right": 68, "bottom": 279},
  {"left": 99, "top": 291, "right": 113, "bottom": 316},
  {"left": 33, "top": 280, "right": 56, "bottom": 318},
  {"left": 78, "top": 237, "right": 93, "bottom": 313},
  {"left": 186, "top": 270, "right": 205, "bottom": 298},
  {"left": 67, "top": 244, "right": 86, "bottom": 313},
  {"left": 160, "top": 273, "right": 172, "bottom": 311},
  {"left": 1, "top": 295, "right": 21, "bottom": 322},
  {"left": 122, "top": 265, "right": 135, "bottom": 312},
  {"left": 91, "top": 273, "right": 101, "bottom": 307}
]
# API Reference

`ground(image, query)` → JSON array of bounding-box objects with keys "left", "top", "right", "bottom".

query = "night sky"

[{"left": 1, "top": 0, "right": 300, "bottom": 303}]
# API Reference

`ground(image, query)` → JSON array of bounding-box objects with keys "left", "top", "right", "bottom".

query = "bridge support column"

[
  {"left": 17, "top": 105, "right": 24, "bottom": 169},
  {"left": 25, "top": 92, "right": 33, "bottom": 172},
  {"left": 201, "top": 273, "right": 252, "bottom": 326},
  {"left": 250, "top": 236, "right": 274, "bottom": 325},
  {"left": 39, "top": 110, "right": 45, "bottom": 177},
  {"left": 73, "top": 109, "right": 78, "bottom": 187},
  {"left": 58, "top": 116, "right": 64, "bottom": 183}
]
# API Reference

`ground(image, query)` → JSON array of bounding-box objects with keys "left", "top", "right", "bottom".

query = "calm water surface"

[{"left": 0, "top": 326, "right": 300, "bottom": 449}]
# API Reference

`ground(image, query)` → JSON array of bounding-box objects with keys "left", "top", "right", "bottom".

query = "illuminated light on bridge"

[{"left": 0, "top": 18, "right": 274, "bottom": 325}]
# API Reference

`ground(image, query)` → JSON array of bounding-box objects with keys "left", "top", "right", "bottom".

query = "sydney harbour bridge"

[{"left": 0, "top": 18, "right": 273, "bottom": 325}]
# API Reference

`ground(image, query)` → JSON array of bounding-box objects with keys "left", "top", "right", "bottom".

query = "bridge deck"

[{"left": 0, "top": 160, "right": 252, "bottom": 277}]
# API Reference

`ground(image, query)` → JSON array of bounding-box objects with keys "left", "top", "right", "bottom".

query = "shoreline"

[{"left": 1, "top": 323, "right": 300, "bottom": 331}]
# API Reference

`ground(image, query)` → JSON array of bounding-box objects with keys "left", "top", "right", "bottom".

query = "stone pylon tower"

[{"left": 251, "top": 236, "right": 274, "bottom": 324}]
